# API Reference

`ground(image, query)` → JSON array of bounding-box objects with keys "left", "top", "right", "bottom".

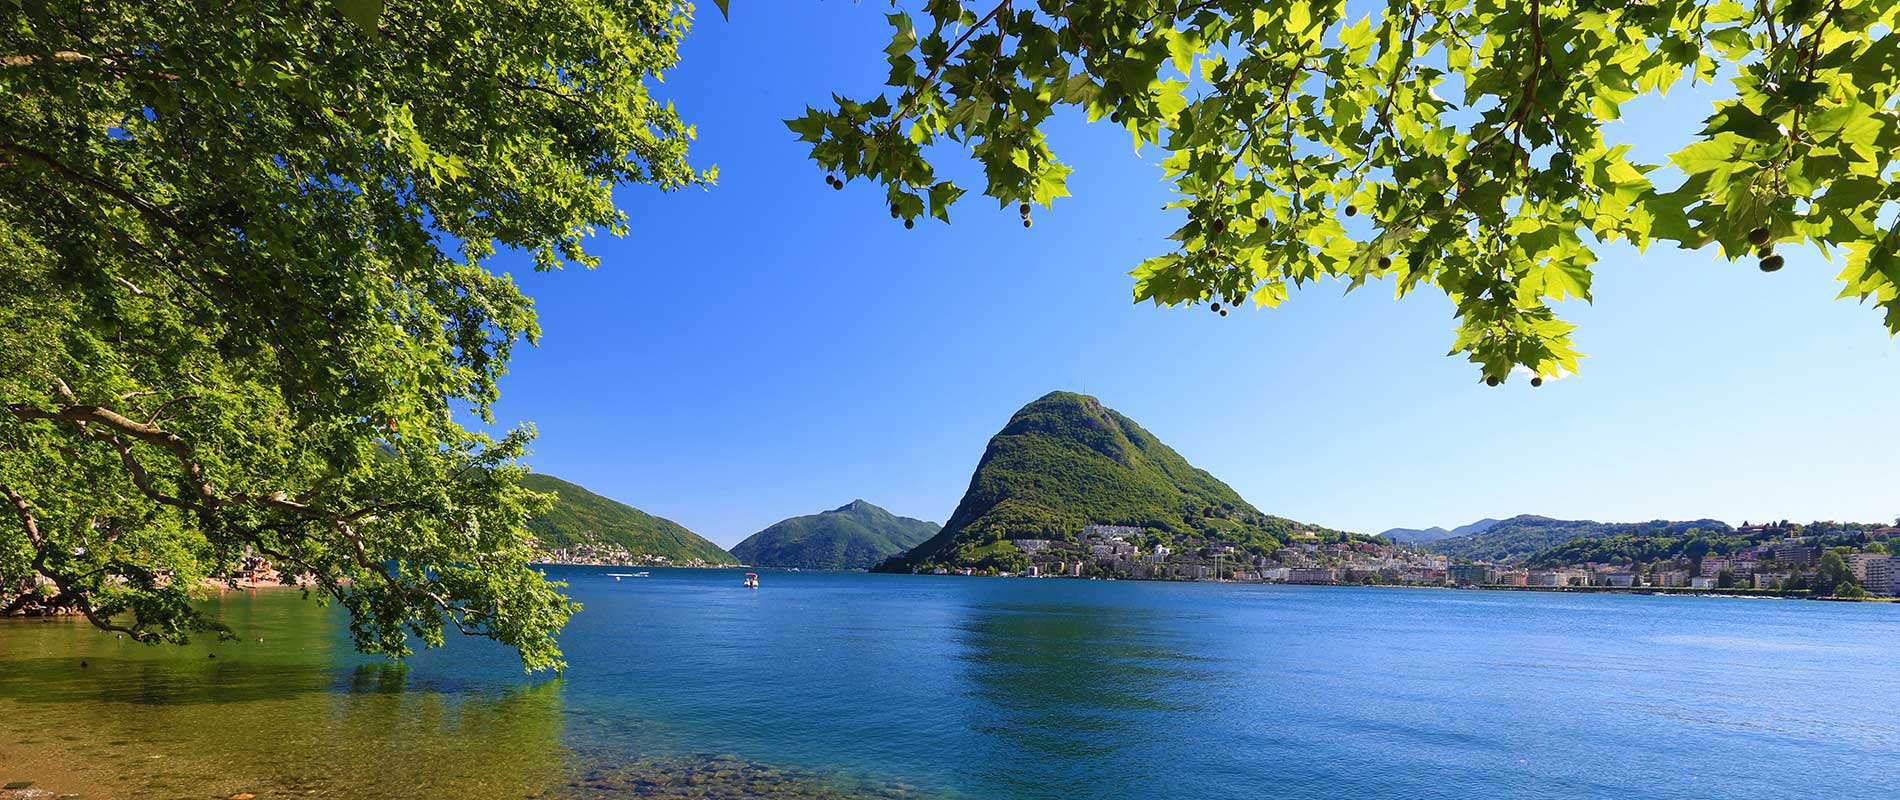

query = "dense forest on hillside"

[
  {"left": 894, "top": 392, "right": 1363, "bottom": 572},
  {"left": 520, "top": 474, "right": 735, "bottom": 565},
  {"left": 731, "top": 501, "right": 939, "bottom": 570},
  {"left": 1426, "top": 516, "right": 1732, "bottom": 563},
  {"left": 1524, "top": 524, "right": 1894, "bottom": 569}
]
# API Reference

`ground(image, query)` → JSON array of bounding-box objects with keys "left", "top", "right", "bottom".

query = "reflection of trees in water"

[
  {"left": 949, "top": 602, "right": 1217, "bottom": 797},
  {"left": 2, "top": 592, "right": 943, "bottom": 800},
  {"left": 0, "top": 595, "right": 569, "bottom": 800}
]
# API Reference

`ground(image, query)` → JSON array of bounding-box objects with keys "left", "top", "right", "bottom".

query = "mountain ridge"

[
  {"left": 520, "top": 473, "right": 736, "bottom": 566},
  {"left": 730, "top": 500, "right": 939, "bottom": 570},
  {"left": 887, "top": 391, "right": 1345, "bottom": 572},
  {"left": 1423, "top": 514, "right": 1733, "bottom": 563},
  {"left": 1380, "top": 518, "right": 1503, "bottom": 543}
]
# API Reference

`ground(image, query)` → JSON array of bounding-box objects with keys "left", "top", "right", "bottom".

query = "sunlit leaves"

[
  {"left": 2, "top": 0, "right": 708, "bottom": 670},
  {"left": 802, "top": 0, "right": 1900, "bottom": 382}
]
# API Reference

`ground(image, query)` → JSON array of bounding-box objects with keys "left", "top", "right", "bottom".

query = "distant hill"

[
  {"left": 520, "top": 473, "right": 736, "bottom": 565},
  {"left": 1425, "top": 515, "right": 1733, "bottom": 563},
  {"left": 730, "top": 500, "right": 940, "bottom": 570},
  {"left": 886, "top": 391, "right": 1348, "bottom": 572},
  {"left": 1380, "top": 518, "right": 1502, "bottom": 544}
]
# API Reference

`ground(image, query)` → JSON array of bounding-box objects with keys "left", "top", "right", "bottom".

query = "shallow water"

[{"left": 3, "top": 567, "right": 1897, "bottom": 799}]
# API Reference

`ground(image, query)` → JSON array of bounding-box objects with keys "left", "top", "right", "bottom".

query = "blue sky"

[{"left": 484, "top": 4, "right": 1900, "bottom": 547}]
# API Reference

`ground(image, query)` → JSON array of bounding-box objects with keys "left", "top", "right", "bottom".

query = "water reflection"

[
  {"left": 949, "top": 600, "right": 1216, "bottom": 797},
  {"left": 0, "top": 596, "right": 568, "bottom": 800}
]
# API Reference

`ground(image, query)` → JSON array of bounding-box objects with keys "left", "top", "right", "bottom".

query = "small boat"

[
  {"left": 606, "top": 573, "right": 635, "bottom": 580},
  {"left": 632, "top": 571, "right": 650, "bottom": 578},
  {"left": 743, "top": 572, "right": 759, "bottom": 588}
]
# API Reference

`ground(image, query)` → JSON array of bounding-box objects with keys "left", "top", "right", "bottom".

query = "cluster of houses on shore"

[
  {"left": 532, "top": 542, "right": 721, "bottom": 568},
  {"left": 937, "top": 525, "right": 1458, "bottom": 584},
  {"left": 932, "top": 524, "right": 1900, "bottom": 597},
  {"left": 1444, "top": 547, "right": 1895, "bottom": 594}
]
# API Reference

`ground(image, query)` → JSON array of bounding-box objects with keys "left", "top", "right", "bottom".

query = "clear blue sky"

[{"left": 483, "top": 4, "right": 1900, "bottom": 547}]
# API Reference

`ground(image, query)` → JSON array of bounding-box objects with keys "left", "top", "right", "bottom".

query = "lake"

[{"left": 3, "top": 567, "right": 1897, "bottom": 799}]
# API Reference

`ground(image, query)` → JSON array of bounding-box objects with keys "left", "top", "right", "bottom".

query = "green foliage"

[
  {"left": 892, "top": 391, "right": 1343, "bottom": 571},
  {"left": 730, "top": 499, "right": 939, "bottom": 570},
  {"left": 1, "top": 0, "right": 709, "bottom": 670},
  {"left": 520, "top": 474, "right": 736, "bottom": 566},
  {"left": 800, "top": 0, "right": 1900, "bottom": 379},
  {"left": 1814, "top": 549, "right": 1855, "bottom": 595},
  {"left": 1431, "top": 515, "right": 1732, "bottom": 563},
  {"left": 1833, "top": 580, "right": 1873, "bottom": 599},
  {"left": 1517, "top": 519, "right": 1894, "bottom": 571},
  {"left": 1524, "top": 529, "right": 1729, "bottom": 567}
]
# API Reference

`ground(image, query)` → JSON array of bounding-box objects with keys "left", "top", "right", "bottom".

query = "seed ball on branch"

[
  {"left": 1485, "top": 376, "right": 1500, "bottom": 387},
  {"left": 1022, "top": 218, "right": 1032, "bottom": 229},
  {"left": 1748, "top": 227, "right": 1771, "bottom": 246},
  {"left": 1759, "top": 254, "right": 1785, "bottom": 272},
  {"left": 1531, "top": 377, "right": 1544, "bottom": 387},
  {"left": 1018, "top": 203, "right": 1031, "bottom": 216},
  {"left": 1345, "top": 204, "right": 1359, "bottom": 217},
  {"left": 904, "top": 219, "right": 915, "bottom": 229}
]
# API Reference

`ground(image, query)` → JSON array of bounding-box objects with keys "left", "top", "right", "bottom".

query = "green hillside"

[
  {"left": 520, "top": 473, "right": 736, "bottom": 565},
  {"left": 730, "top": 500, "right": 940, "bottom": 570},
  {"left": 1425, "top": 515, "right": 1732, "bottom": 563},
  {"left": 888, "top": 391, "right": 1346, "bottom": 572}
]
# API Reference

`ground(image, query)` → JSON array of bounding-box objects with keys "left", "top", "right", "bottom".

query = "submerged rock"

[{"left": 539, "top": 755, "right": 927, "bottom": 800}]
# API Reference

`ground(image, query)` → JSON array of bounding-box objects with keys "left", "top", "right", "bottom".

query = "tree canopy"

[
  {"left": 1, "top": 0, "right": 706, "bottom": 670},
  {"left": 794, "top": 0, "right": 1900, "bottom": 381}
]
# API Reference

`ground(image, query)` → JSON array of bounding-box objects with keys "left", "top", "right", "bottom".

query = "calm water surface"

[{"left": 2, "top": 567, "right": 1896, "bottom": 799}]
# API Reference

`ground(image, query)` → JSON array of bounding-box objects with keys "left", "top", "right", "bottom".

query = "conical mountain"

[
  {"left": 730, "top": 500, "right": 940, "bottom": 570},
  {"left": 520, "top": 473, "right": 736, "bottom": 565},
  {"left": 888, "top": 391, "right": 1329, "bottom": 572}
]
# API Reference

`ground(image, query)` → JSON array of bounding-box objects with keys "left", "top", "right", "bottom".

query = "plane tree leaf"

[{"left": 797, "top": 0, "right": 1900, "bottom": 382}]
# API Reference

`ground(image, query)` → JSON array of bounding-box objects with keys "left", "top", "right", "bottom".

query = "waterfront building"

[
  {"left": 1287, "top": 567, "right": 1335, "bottom": 584},
  {"left": 1448, "top": 564, "right": 1493, "bottom": 586},
  {"left": 1650, "top": 570, "right": 1688, "bottom": 588},
  {"left": 1852, "top": 554, "right": 1898, "bottom": 595},
  {"left": 1596, "top": 572, "right": 1636, "bottom": 588}
]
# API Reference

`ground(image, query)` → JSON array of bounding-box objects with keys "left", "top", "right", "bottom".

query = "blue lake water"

[{"left": 3, "top": 566, "right": 1897, "bottom": 799}]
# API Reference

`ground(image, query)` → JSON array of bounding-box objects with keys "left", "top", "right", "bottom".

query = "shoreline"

[{"left": 918, "top": 571, "right": 1897, "bottom": 602}]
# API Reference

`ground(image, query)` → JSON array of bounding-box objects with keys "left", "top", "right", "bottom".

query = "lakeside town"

[
  {"left": 532, "top": 541, "right": 727, "bottom": 569},
  {"left": 928, "top": 523, "right": 1900, "bottom": 599}
]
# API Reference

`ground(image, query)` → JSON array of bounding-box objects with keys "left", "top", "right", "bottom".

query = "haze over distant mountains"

[
  {"left": 1378, "top": 518, "right": 1502, "bottom": 544},
  {"left": 887, "top": 391, "right": 1340, "bottom": 572},
  {"left": 730, "top": 500, "right": 939, "bottom": 570}
]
